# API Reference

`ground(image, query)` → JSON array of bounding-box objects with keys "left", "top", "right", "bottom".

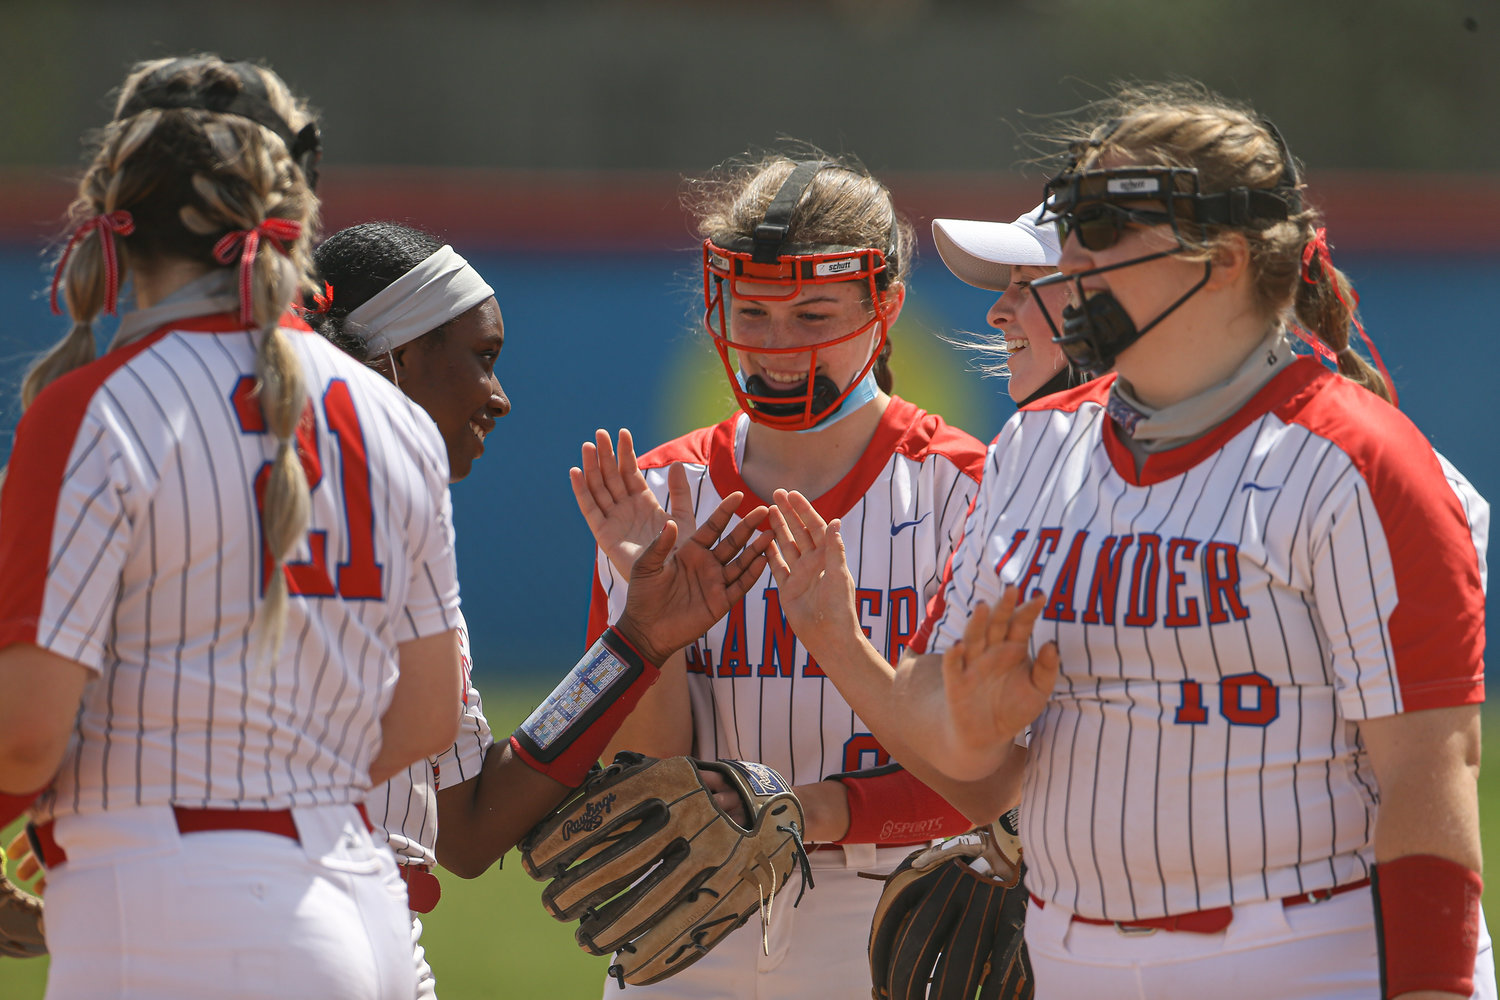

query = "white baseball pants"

[{"left": 40, "top": 803, "right": 416, "bottom": 1000}]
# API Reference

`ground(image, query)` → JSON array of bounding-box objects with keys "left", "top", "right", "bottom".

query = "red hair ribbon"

[
  {"left": 293, "top": 280, "right": 335, "bottom": 319},
  {"left": 49, "top": 210, "right": 136, "bottom": 316},
  {"left": 213, "top": 218, "right": 305, "bottom": 325},
  {"left": 1298, "top": 227, "right": 1398, "bottom": 406}
]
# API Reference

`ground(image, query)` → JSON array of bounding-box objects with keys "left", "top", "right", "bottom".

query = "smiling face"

[
  {"left": 727, "top": 280, "right": 895, "bottom": 403},
  {"left": 986, "top": 264, "right": 1072, "bottom": 403},
  {"left": 392, "top": 296, "right": 510, "bottom": 482}
]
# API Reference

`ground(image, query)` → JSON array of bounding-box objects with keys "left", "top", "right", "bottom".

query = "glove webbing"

[{"left": 604, "top": 819, "right": 815, "bottom": 987}]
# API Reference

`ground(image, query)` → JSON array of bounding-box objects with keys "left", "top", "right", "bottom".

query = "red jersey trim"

[
  {"left": 134, "top": 310, "right": 311, "bottom": 336},
  {"left": 910, "top": 486, "right": 984, "bottom": 656},
  {"left": 1271, "top": 363, "right": 1485, "bottom": 710},
  {"left": 0, "top": 312, "right": 315, "bottom": 655},
  {"left": 1101, "top": 361, "right": 1327, "bottom": 487},
  {"left": 0, "top": 326, "right": 178, "bottom": 651},
  {"left": 672, "top": 397, "right": 975, "bottom": 522},
  {"left": 1025, "top": 376, "right": 1112, "bottom": 414}
]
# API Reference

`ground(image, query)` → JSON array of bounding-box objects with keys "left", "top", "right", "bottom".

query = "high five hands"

[
  {"left": 571, "top": 429, "right": 770, "bottom": 666},
  {"left": 937, "top": 586, "right": 1059, "bottom": 770},
  {"left": 763, "top": 489, "right": 858, "bottom": 652},
  {"left": 571, "top": 429, "right": 699, "bottom": 576},
  {"left": 769, "top": 490, "right": 1059, "bottom": 779}
]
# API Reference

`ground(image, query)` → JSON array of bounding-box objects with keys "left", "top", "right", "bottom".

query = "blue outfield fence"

[{"left": 0, "top": 246, "right": 1495, "bottom": 682}]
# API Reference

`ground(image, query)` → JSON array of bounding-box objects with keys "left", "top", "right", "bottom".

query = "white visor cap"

[{"left": 931, "top": 203, "right": 1061, "bottom": 291}]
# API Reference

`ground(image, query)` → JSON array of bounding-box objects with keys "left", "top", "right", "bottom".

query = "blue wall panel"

[{"left": 2, "top": 247, "right": 1494, "bottom": 683}]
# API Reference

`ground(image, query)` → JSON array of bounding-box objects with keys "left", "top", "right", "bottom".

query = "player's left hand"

[
  {"left": 940, "top": 586, "right": 1059, "bottom": 754},
  {"left": 614, "top": 497, "right": 771, "bottom": 666},
  {"left": 764, "top": 489, "right": 859, "bottom": 651}
]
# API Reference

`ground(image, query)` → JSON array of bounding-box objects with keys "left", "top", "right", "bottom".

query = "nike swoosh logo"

[
  {"left": 891, "top": 512, "right": 932, "bottom": 536},
  {"left": 1241, "top": 482, "right": 1281, "bottom": 493}
]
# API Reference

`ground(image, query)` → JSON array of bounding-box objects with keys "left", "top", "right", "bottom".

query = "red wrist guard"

[
  {"left": 832, "top": 765, "right": 971, "bottom": 845},
  {"left": 1372, "top": 853, "right": 1483, "bottom": 998},
  {"left": 510, "top": 626, "right": 660, "bottom": 787}
]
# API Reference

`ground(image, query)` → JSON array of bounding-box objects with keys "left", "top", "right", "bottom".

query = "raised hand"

[
  {"left": 939, "top": 586, "right": 1059, "bottom": 754},
  {"left": 614, "top": 499, "right": 771, "bottom": 667},
  {"left": 764, "top": 489, "right": 859, "bottom": 652},
  {"left": 570, "top": 429, "right": 697, "bottom": 577}
]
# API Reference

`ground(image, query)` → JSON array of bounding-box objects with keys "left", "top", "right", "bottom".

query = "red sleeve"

[
  {"left": 0, "top": 329, "right": 171, "bottom": 651},
  {"left": 832, "top": 765, "right": 973, "bottom": 845},
  {"left": 1285, "top": 376, "right": 1485, "bottom": 711}
]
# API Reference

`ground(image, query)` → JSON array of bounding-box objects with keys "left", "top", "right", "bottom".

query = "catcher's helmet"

[{"left": 702, "top": 160, "right": 898, "bottom": 431}]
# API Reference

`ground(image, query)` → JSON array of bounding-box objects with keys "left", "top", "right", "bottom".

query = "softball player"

[
  {"left": 0, "top": 57, "right": 463, "bottom": 999},
  {"left": 931, "top": 203, "right": 1086, "bottom": 406},
  {"left": 307, "top": 223, "right": 774, "bottom": 995},
  {"left": 768, "top": 85, "right": 1490, "bottom": 999},
  {"left": 310, "top": 220, "right": 778, "bottom": 999},
  {"left": 582, "top": 152, "right": 991, "bottom": 999},
  {"left": 309, "top": 222, "right": 506, "bottom": 999}
]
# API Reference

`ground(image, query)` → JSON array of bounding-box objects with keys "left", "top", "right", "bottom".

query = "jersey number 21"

[{"left": 232, "top": 376, "right": 383, "bottom": 600}]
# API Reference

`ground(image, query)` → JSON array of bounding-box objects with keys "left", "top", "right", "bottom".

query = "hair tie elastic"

[
  {"left": 50, "top": 210, "right": 136, "bottom": 316},
  {"left": 213, "top": 218, "right": 304, "bottom": 324},
  {"left": 1297, "top": 226, "right": 1398, "bottom": 405}
]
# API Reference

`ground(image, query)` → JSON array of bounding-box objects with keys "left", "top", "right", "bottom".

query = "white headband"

[{"left": 345, "top": 245, "right": 495, "bottom": 355}]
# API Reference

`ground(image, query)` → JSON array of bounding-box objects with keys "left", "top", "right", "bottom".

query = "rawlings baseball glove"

[
  {"left": 867, "top": 811, "right": 1031, "bottom": 1000},
  {"left": 520, "top": 751, "right": 813, "bottom": 987},
  {"left": 0, "top": 841, "right": 46, "bottom": 959}
]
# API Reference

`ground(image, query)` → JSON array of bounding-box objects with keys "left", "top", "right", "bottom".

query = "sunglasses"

[{"left": 1054, "top": 201, "right": 1176, "bottom": 252}]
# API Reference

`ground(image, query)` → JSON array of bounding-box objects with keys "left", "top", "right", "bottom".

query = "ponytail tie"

[
  {"left": 294, "top": 280, "right": 335, "bottom": 319},
  {"left": 213, "top": 218, "right": 304, "bottom": 324},
  {"left": 50, "top": 210, "right": 135, "bottom": 316},
  {"left": 1297, "top": 227, "right": 1398, "bottom": 406},
  {"left": 1300, "top": 227, "right": 1331, "bottom": 285}
]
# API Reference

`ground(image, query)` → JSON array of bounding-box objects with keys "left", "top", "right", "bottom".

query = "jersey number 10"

[
  {"left": 232, "top": 376, "right": 383, "bottom": 599},
  {"left": 1174, "top": 674, "right": 1279, "bottom": 727}
]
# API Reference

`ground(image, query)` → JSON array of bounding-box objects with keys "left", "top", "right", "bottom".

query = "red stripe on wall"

[{"left": 5, "top": 168, "right": 1500, "bottom": 253}]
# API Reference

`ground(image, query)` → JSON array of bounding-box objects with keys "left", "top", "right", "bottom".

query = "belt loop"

[{"left": 840, "top": 843, "right": 877, "bottom": 870}]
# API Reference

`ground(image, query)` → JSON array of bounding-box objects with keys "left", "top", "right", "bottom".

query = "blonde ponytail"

[
  {"left": 253, "top": 324, "right": 311, "bottom": 660},
  {"left": 36, "top": 55, "right": 323, "bottom": 660}
]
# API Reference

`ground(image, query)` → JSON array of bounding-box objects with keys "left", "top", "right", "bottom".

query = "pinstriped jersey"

[
  {"left": 922, "top": 359, "right": 1486, "bottom": 921},
  {"left": 368, "top": 610, "right": 494, "bottom": 866},
  {"left": 0, "top": 312, "right": 462, "bottom": 822},
  {"left": 590, "top": 397, "right": 985, "bottom": 789}
]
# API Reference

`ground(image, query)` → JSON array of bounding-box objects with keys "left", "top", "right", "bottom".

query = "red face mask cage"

[{"left": 702, "top": 238, "right": 897, "bottom": 430}]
